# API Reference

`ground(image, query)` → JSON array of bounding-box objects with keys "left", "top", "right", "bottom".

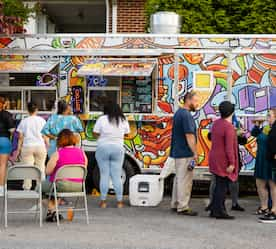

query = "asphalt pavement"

[{"left": 0, "top": 196, "right": 275, "bottom": 249}]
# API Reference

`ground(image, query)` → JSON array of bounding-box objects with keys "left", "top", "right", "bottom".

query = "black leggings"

[{"left": 211, "top": 175, "right": 230, "bottom": 215}]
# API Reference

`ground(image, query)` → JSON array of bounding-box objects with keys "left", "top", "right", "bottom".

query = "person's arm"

[
  {"left": 92, "top": 118, "right": 101, "bottom": 139},
  {"left": 83, "top": 151, "right": 88, "bottom": 168},
  {"left": 123, "top": 120, "right": 130, "bottom": 138},
  {"left": 267, "top": 126, "right": 276, "bottom": 161},
  {"left": 73, "top": 116, "right": 84, "bottom": 133},
  {"left": 93, "top": 132, "right": 100, "bottom": 139},
  {"left": 41, "top": 115, "right": 56, "bottom": 140},
  {"left": 183, "top": 113, "right": 197, "bottom": 159},
  {"left": 43, "top": 135, "right": 50, "bottom": 148},
  {"left": 16, "top": 132, "right": 24, "bottom": 154},
  {"left": 225, "top": 127, "right": 236, "bottom": 173},
  {"left": 186, "top": 133, "right": 197, "bottom": 160},
  {"left": 45, "top": 152, "right": 59, "bottom": 176},
  {"left": 15, "top": 120, "right": 24, "bottom": 158},
  {"left": 6, "top": 112, "right": 16, "bottom": 133}
]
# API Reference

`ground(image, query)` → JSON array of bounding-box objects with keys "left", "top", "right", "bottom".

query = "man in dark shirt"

[{"left": 170, "top": 92, "right": 198, "bottom": 216}]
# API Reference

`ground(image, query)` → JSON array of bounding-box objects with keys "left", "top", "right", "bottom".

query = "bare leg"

[
  {"left": 256, "top": 178, "right": 269, "bottom": 210},
  {"left": 269, "top": 180, "right": 276, "bottom": 213},
  {"left": 0, "top": 154, "right": 9, "bottom": 186}
]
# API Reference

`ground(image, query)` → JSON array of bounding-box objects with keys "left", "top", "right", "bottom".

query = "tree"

[
  {"left": 1, "top": 0, "right": 39, "bottom": 34},
  {"left": 145, "top": 0, "right": 276, "bottom": 33},
  {"left": 2, "top": 0, "right": 38, "bottom": 25}
]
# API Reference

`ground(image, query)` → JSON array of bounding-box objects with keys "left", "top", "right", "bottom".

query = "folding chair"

[
  {"left": 49, "top": 165, "right": 89, "bottom": 226},
  {"left": 4, "top": 165, "right": 42, "bottom": 228}
]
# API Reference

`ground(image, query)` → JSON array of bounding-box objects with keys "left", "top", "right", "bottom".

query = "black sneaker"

[
  {"left": 231, "top": 204, "right": 245, "bottom": 212},
  {"left": 259, "top": 212, "right": 276, "bottom": 223},
  {"left": 210, "top": 213, "right": 235, "bottom": 220},
  {"left": 177, "top": 208, "right": 198, "bottom": 216}
]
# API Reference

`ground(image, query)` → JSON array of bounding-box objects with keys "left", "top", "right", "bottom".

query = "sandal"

[
  {"left": 255, "top": 207, "right": 270, "bottom": 215},
  {"left": 59, "top": 198, "right": 73, "bottom": 206},
  {"left": 45, "top": 211, "right": 64, "bottom": 222}
]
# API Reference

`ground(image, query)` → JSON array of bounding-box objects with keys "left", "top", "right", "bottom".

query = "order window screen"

[
  {"left": 0, "top": 91, "right": 22, "bottom": 110},
  {"left": 28, "top": 90, "right": 56, "bottom": 111},
  {"left": 121, "top": 76, "right": 152, "bottom": 113},
  {"left": 89, "top": 90, "right": 120, "bottom": 112}
]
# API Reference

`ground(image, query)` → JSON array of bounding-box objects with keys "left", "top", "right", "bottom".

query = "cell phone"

[{"left": 188, "top": 160, "right": 196, "bottom": 171}]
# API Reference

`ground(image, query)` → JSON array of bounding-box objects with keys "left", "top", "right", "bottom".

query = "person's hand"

[
  {"left": 193, "top": 153, "right": 198, "bottom": 162},
  {"left": 13, "top": 149, "right": 20, "bottom": 160},
  {"left": 9, "top": 150, "right": 20, "bottom": 163},
  {"left": 239, "top": 128, "right": 246, "bottom": 135},
  {"left": 226, "top": 165, "right": 235, "bottom": 173}
]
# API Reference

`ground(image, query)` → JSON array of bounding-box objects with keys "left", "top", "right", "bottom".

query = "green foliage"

[
  {"left": 2, "top": 0, "right": 39, "bottom": 25},
  {"left": 145, "top": 0, "right": 276, "bottom": 33}
]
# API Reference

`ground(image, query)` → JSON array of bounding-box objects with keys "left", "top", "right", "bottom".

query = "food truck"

[{"left": 0, "top": 34, "right": 275, "bottom": 192}]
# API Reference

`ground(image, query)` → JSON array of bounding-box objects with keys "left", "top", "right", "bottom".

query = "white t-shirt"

[
  {"left": 93, "top": 115, "right": 130, "bottom": 147},
  {"left": 17, "top": 115, "right": 46, "bottom": 147}
]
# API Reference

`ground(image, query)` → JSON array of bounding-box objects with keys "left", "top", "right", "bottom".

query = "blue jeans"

[{"left": 95, "top": 144, "right": 125, "bottom": 201}]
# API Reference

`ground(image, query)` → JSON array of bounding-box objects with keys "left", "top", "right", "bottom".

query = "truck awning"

[
  {"left": 77, "top": 60, "right": 156, "bottom": 77},
  {"left": 0, "top": 60, "right": 59, "bottom": 73}
]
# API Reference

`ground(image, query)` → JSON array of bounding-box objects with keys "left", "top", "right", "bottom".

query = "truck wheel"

[
  {"left": 92, "top": 157, "right": 136, "bottom": 195},
  {"left": 122, "top": 158, "right": 136, "bottom": 195}
]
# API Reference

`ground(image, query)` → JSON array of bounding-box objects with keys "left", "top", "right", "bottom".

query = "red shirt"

[{"left": 209, "top": 118, "right": 239, "bottom": 181}]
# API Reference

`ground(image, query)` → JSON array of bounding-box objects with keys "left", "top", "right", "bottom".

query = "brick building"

[{"left": 115, "top": 0, "right": 146, "bottom": 33}]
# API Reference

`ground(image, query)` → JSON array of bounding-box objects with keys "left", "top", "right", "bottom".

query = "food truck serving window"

[
  {"left": 78, "top": 60, "right": 156, "bottom": 114},
  {"left": 0, "top": 60, "right": 59, "bottom": 112}
]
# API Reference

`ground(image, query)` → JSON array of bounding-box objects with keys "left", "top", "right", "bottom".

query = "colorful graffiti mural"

[{"left": 1, "top": 35, "right": 275, "bottom": 171}]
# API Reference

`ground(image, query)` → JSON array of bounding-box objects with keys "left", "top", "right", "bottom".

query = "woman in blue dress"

[
  {"left": 42, "top": 100, "right": 83, "bottom": 157},
  {"left": 251, "top": 120, "right": 271, "bottom": 215}
]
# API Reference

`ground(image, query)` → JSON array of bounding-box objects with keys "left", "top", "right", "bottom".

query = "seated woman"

[{"left": 41, "top": 129, "right": 87, "bottom": 222}]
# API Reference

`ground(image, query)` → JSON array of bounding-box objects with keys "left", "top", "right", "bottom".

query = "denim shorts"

[{"left": 0, "top": 137, "right": 12, "bottom": 154}]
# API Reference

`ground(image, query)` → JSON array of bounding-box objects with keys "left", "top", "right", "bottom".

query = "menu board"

[{"left": 122, "top": 76, "right": 152, "bottom": 113}]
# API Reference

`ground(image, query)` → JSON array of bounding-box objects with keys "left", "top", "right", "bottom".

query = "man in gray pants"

[{"left": 170, "top": 92, "right": 199, "bottom": 216}]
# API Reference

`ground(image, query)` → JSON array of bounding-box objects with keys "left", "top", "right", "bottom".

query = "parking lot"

[{"left": 0, "top": 196, "right": 275, "bottom": 249}]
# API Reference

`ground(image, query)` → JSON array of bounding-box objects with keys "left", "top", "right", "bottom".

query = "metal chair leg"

[
  {"left": 4, "top": 184, "right": 8, "bottom": 228},
  {"left": 53, "top": 183, "right": 60, "bottom": 226},
  {"left": 39, "top": 183, "right": 43, "bottom": 227},
  {"left": 1, "top": 195, "right": 4, "bottom": 225},
  {"left": 83, "top": 182, "right": 89, "bottom": 224}
]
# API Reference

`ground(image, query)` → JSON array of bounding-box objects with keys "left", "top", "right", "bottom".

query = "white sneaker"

[{"left": 0, "top": 186, "right": 4, "bottom": 197}]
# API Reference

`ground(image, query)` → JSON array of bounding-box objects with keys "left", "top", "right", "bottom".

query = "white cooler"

[{"left": 129, "top": 174, "right": 164, "bottom": 207}]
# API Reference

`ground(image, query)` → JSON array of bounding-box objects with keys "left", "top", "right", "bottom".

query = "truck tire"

[
  {"left": 92, "top": 157, "right": 136, "bottom": 195},
  {"left": 122, "top": 158, "right": 136, "bottom": 195}
]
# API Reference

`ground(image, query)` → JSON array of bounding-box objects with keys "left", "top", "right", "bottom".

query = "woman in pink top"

[
  {"left": 42, "top": 129, "right": 87, "bottom": 222},
  {"left": 208, "top": 101, "right": 239, "bottom": 220}
]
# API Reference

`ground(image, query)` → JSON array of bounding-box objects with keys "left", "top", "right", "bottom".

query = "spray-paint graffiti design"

[{"left": 1, "top": 35, "right": 275, "bottom": 171}]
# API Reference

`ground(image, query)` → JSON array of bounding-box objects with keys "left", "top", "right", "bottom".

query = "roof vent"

[{"left": 150, "top": 12, "right": 181, "bottom": 34}]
